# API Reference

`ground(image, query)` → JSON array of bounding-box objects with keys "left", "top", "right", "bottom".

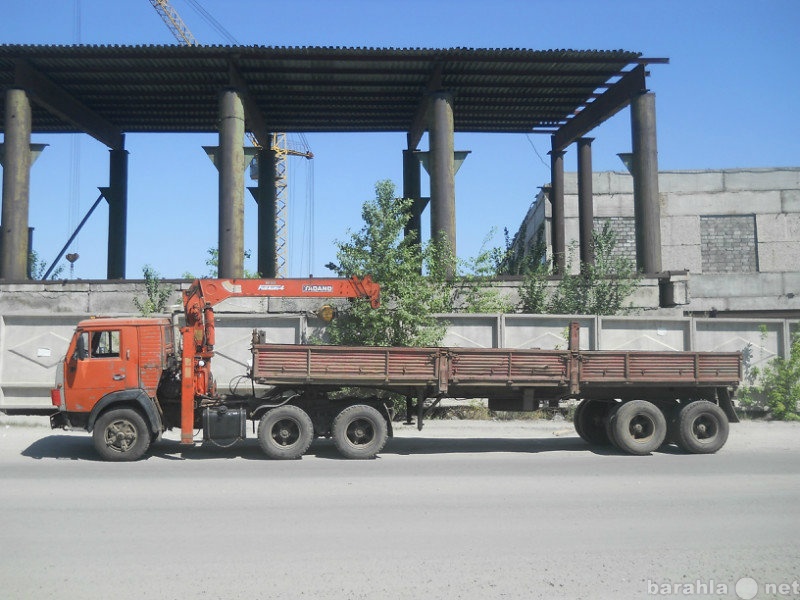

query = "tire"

[
  {"left": 675, "top": 401, "right": 729, "bottom": 454},
  {"left": 573, "top": 400, "right": 586, "bottom": 439},
  {"left": 332, "top": 405, "right": 388, "bottom": 460},
  {"left": 576, "top": 400, "right": 613, "bottom": 445},
  {"left": 93, "top": 408, "right": 151, "bottom": 462},
  {"left": 604, "top": 402, "right": 621, "bottom": 449},
  {"left": 606, "top": 400, "right": 667, "bottom": 455},
  {"left": 257, "top": 405, "right": 314, "bottom": 460}
]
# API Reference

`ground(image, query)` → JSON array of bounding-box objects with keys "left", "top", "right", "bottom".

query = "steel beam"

[
  {"left": 407, "top": 62, "right": 443, "bottom": 151},
  {"left": 402, "top": 149, "right": 422, "bottom": 245},
  {"left": 106, "top": 143, "right": 128, "bottom": 279},
  {"left": 549, "top": 146, "right": 566, "bottom": 276},
  {"left": 552, "top": 65, "right": 647, "bottom": 152},
  {"left": 0, "top": 88, "right": 32, "bottom": 280},
  {"left": 227, "top": 62, "right": 270, "bottom": 148},
  {"left": 577, "top": 138, "right": 594, "bottom": 268},
  {"left": 251, "top": 142, "right": 277, "bottom": 278},
  {"left": 428, "top": 92, "right": 456, "bottom": 273},
  {"left": 14, "top": 59, "right": 124, "bottom": 150},
  {"left": 631, "top": 92, "right": 662, "bottom": 274},
  {"left": 218, "top": 88, "right": 245, "bottom": 279}
]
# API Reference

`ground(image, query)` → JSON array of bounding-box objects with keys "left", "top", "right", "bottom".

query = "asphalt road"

[{"left": 1, "top": 418, "right": 798, "bottom": 600}]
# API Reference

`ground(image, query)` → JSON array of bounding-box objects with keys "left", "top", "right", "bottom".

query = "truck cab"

[{"left": 51, "top": 317, "right": 174, "bottom": 455}]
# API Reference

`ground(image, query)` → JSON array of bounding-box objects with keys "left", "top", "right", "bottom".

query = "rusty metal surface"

[
  {"left": 580, "top": 351, "right": 741, "bottom": 385},
  {"left": 253, "top": 344, "right": 741, "bottom": 396}
]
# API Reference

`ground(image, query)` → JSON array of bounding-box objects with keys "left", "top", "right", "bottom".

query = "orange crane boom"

[{"left": 178, "top": 276, "right": 380, "bottom": 443}]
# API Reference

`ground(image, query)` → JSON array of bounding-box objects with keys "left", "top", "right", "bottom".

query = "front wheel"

[
  {"left": 257, "top": 405, "right": 314, "bottom": 459},
  {"left": 332, "top": 405, "right": 388, "bottom": 460},
  {"left": 93, "top": 408, "right": 151, "bottom": 462},
  {"left": 675, "top": 401, "right": 729, "bottom": 454}
]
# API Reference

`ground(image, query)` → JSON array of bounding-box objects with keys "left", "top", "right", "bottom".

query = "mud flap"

[{"left": 717, "top": 387, "right": 739, "bottom": 423}]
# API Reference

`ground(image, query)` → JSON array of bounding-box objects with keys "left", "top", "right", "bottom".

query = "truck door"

[{"left": 64, "top": 328, "right": 137, "bottom": 412}]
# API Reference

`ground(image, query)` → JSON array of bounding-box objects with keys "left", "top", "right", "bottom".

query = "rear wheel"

[
  {"left": 606, "top": 400, "right": 667, "bottom": 455},
  {"left": 93, "top": 408, "right": 151, "bottom": 462},
  {"left": 675, "top": 401, "right": 729, "bottom": 454},
  {"left": 257, "top": 405, "right": 314, "bottom": 459},
  {"left": 332, "top": 405, "right": 388, "bottom": 460},
  {"left": 575, "top": 399, "right": 613, "bottom": 445}
]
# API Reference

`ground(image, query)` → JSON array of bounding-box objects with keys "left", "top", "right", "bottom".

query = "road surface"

[{"left": 1, "top": 417, "right": 798, "bottom": 599}]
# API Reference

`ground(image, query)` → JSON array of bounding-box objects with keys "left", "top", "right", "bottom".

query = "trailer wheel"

[
  {"left": 332, "top": 405, "right": 388, "bottom": 460},
  {"left": 575, "top": 400, "right": 613, "bottom": 445},
  {"left": 257, "top": 405, "right": 314, "bottom": 460},
  {"left": 606, "top": 400, "right": 666, "bottom": 455},
  {"left": 93, "top": 408, "right": 151, "bottom": 462},
  {"left": 675, "top": 401, "right": 729, "bottom": 454}
]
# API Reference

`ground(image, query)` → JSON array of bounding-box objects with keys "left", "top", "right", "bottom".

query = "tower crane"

[{"left": 148, "top": 0, "right": 313, "bottom": 277}]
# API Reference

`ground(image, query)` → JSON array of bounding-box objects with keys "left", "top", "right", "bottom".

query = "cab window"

[{"left": 89, "top": 330, "right": 121, "bottom": 358}]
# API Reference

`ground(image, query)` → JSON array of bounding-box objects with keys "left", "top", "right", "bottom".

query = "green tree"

[
  {"left": 324, "top": 180, "right": 453, "bottom": 347},
  {"left": 513, "top": 222, "right": 639, "bottom": 316},
  {"left": 133, "top": 265, "right": 173, "bottom": 315},
  {"left": 739, "top": 334, "right": 800, "bottom": 421}
]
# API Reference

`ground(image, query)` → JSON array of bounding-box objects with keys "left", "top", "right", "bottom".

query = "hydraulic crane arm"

[{"left": 177, "top": 276, "right": 380, "bottom": 444}]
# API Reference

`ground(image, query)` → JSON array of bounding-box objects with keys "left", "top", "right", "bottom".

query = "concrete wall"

[
  {"left": 1, "top": 296, "right": 796, "bottom": 410},
  {"left": 516, "top": 167, "right": 800, "bottom": 316}
]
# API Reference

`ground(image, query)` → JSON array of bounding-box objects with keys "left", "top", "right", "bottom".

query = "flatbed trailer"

[{"left": 251, "top": 323, "right": 741, "bottom": 458}]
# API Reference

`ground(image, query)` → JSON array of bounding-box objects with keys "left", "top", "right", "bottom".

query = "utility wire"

[{"left": 184, "top": 0, "right": 238, "bottom": 44}]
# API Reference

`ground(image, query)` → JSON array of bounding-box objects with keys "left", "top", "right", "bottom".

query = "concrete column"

[
  {"left": 256, "top": 142, "right": 277, "bottom": 278},
  {"left": 107, "top": 143, "right": 128, "bottom": 279},
  {"left": 549, "top": 146, "right": 566, "bottom": 276},
  {"left": 1, "top": 88, "right": 32, "bottom": 280},
  {"left": 218, "top": 88, "right": 245, "bottom": 279},
  {"left": 428, "top": 92, "right": 456, "bottom": 263},
  {"left": 631, "top": 92, "right": 662, "bottom": 274},
  {"left": 577, "top": 138, "right": 594, "bottom": 268},
  {"left": 402, "top": 149, "right": 422, "bottom": 243}
]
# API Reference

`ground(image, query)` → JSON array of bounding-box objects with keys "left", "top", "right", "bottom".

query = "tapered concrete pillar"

[
  {"left": 549, "top": 146, "right": 566, "bottom": 276},
  {"left": 1, "top": 88, "right": 32, "bottom": 280},
  {"left": 577, "top": 138, "right": 594, "bottom": 268},
  {"left": 255, "top": 142, "right": 277, "bottom": 278},
  {"left": 631, "top": 92, "right": 662, "bottom": 274},
  {"left": 402, "top": 149, "right": 422, "bottom": 243},
  {"left": 218, "top": 88, "right": 245, "bottom": 279},
  {"left": 428, "top": 92, "right": 456, "bottom": 265},
  {"left": 107, "top": 143, "right": 128, "bottom": 279}
]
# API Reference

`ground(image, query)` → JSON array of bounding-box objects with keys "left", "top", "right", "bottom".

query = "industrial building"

[{"left": 511, "top": 166, "right": 800, "bottom": 317}]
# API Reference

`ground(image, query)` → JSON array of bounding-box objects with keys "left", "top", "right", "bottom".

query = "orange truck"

[{"left": 6, "top": 276, "right": 742, "bottom": 461}]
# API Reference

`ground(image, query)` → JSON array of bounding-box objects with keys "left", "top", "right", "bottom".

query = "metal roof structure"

[{"left": 0, "top": 45, "right": 664, "bottom": 150}]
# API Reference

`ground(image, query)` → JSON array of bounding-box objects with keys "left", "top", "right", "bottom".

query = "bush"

[{"left": 738, "top": 334, "right": 800, "bottom": 421}]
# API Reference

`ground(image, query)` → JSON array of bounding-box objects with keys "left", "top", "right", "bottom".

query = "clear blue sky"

[{"left": 1, "top": 0, "right": 798, "bottom": 279}]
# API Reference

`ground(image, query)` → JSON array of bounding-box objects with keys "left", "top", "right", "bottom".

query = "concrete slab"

[
  {"left": 757, "top": 241, "right": 800, "bottom": 273},
  {"left": 661, "top": 244, "right": 701, "bottom": 272},
  {"left": 664, "top": 190, "right": 782, "bottom": 216},
  {"left": 659, "top": 170, "right": 725, "bottom": 194},
  {"left": 723, "top": 168, "right": 800, "bottom": 191},
  {"left": 756, "top": 213, "right": 800, "bottom": 243}
]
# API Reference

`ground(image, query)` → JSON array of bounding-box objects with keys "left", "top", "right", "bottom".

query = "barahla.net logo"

[{"left": 647, "top": 577, "right": 799, "bottom": 598}]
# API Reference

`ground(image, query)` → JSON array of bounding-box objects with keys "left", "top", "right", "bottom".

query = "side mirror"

[{"left": 74, "top": 333, "right": 89, "bottom": 360}]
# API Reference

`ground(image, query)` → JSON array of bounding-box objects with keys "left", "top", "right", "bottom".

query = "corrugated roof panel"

[{"left": 0, "top": 44, "right": 655, "bottom": 137}]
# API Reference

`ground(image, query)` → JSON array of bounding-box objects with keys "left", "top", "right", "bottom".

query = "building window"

[{"left": 700, "top": 215, "right": 758, "bottom": 273}]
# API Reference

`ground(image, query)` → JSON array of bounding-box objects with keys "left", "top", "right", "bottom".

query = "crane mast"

[{"left": 149, "top": 0, "right": 313, "bottom": 277}]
